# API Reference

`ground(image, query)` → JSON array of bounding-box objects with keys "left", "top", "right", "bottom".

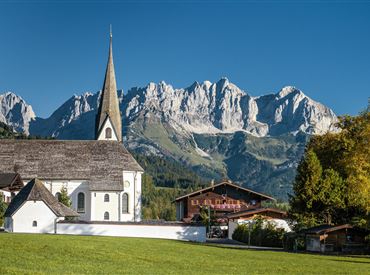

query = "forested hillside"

[
  {"left": 0, "top": 122, "right": 50, "bottom": 140},
  {"left": 135, "top": 154, "right": 208, "bottom": 220},
  {"left": 0, "top": 122, "right": 26, "bottom": 139}
]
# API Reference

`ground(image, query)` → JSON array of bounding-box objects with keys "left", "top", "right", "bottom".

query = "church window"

[
  {"left": 122, "top": 193, "right": 129, "bottom": 213},
  {"left": 55, "top": 192, "right": 61, "bottom": 201},
  {"left": 104, "top": 211, "right": 110, "bottom": 220},
  {"left": 105, "top": 127, "right": 112, "bottom": 139},
  {"left": 32, "top": 221, "right": 37, "bottom": 227},
  {"left": 77, "top": 192, "right": 85, "bottom": 213},
  {"left": 104, "top": 194, "right": 110, "bottom": 202}
]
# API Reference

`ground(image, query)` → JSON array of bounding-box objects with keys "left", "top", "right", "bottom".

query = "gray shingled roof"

[
  {"left": 0, "top": 173, "right": 23, "bottom": 190},
  {"left": 5, "top": 178, "right": 79, "bottom": 217},
  {"left": 0, "top": 140, "right": 143, "bottom": 191}
]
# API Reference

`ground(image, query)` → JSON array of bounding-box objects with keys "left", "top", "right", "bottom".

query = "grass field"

[{"left": 0, "top": 234, "right": 369, "bottom": 274}]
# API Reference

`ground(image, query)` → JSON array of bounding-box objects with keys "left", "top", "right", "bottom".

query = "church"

[{"left": 0, "top": 30, "right": 144, "bottom": 223}]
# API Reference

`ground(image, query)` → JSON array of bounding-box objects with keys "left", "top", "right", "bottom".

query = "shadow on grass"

[{"left": 326, "top": 258, "right": 370, "bottom": 264}]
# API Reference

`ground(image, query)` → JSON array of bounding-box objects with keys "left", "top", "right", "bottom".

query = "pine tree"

[
  {"left": 59, "top": 186, "right": 71, "bottom": 208},
  {"left": 289, "top": 149, "right": 323, "bottom": 228}
]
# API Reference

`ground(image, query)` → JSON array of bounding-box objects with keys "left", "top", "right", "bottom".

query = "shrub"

[{"left": 232, "top": 216, "right": 285, "bottom": 248}]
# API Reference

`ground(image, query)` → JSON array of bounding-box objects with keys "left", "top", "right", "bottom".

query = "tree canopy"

[{"left": 289, "top": 108, "right": 369, "bottom": 229}]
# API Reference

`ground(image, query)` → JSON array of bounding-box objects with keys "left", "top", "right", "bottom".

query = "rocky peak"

[{"left": 0, "top": 92, "right": 35, "bottom": 134}]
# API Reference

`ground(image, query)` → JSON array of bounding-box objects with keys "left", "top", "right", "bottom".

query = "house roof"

[
  {"left": 226, "top": 207, "right": 287, "bottom": 219},
  {"left": 4, "top": 178, "right": 79, "bottom": 217},
  {"left": 303, "top": 224, "right": 354, "bottom": 235},
  {"left": 0, "top": 140, "right": 143, "bottom": 191},
  {"left": 174, "top": 180, "right": 274, "bottom": 201},
  {"left": 0, "top": 173, "right": 23, "bottom": 190}
]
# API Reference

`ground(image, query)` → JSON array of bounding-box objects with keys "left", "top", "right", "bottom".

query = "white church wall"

[
  {"left": 91, "top": 191, "right": 120, "bottom": 221},
  {"left": 122, "top": 171, "right": 142, "bottom": 222},
  {"left": 97, "top": 118, "right": 118, "bottom": 141},
  {"left": 41, "top": 180, "right": 91, "bottom": 221},
  {"left": 56, "top": 222, "right": 206, "bottom": 242},
  {"left": 11, "top": 201, "right": 58, "bottom": 233}
]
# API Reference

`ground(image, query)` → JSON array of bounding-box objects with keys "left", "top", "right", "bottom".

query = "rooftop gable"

[
  {"left": 175, "top": 180, "right": 274, "bottom": 202},
  {"left": 226, "top": 207, "right": 287, "bottom": 219},
  {"left": 5, "top": 178, "right": 78, "bottom": 217}
]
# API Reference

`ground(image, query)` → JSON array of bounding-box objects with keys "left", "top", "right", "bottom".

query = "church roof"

[
  {"left": 0, "top": 140, "right": 143, "bottom": 191},
  {"left": 95, "top": 30, "right": 122, "bottom": 142},
  {"left": 5, "top": 178, "right": 79, "bottom": 217}
]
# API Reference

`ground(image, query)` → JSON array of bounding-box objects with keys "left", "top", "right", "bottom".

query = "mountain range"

[{"left": 0, "top": 78, "right": 338, "bottom": 200}]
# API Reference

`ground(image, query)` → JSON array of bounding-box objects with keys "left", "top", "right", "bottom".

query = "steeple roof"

[{"left": 96, "top": 28, "right": 122, "bottom": 142}]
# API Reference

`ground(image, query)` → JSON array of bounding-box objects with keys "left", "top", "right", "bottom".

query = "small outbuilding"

[
  {"left": 4, "top": 178, "right": 79, "bottom": 233},
  {"left": 303, "top": 224, "right": 369, "bottom": 253},
  {"left": 226, "top": 207, "right": 291, "bottom": 239}
]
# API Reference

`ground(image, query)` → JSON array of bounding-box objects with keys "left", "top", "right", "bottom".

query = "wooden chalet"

[
  {"left": 174, "top": 180, "right": 274, "bottom": 222},
  {"left": 303, "top": 224, "right": 369, "bottom": 253},
  {"left": 0, "top": 173, "right": 24, "bottom": 203}
]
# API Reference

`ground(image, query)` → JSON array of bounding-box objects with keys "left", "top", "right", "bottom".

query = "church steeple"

[{"left": 96, "top": 26, "right": 122, "bottom": 142}]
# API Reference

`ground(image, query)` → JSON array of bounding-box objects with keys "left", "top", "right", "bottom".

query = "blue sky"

[{"left": 0, "top": 1, "right": 369, "bottom": 118}]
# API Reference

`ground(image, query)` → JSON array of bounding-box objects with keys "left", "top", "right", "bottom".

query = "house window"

[
  {"left": 105, "top": 127, "right": 112, "bottom": 139},
  {"left": 122, "top": 193, "right": 129, "bottom": 213},
  {"left": 104, "top": 194, "right": 110, "bottom": 202},
  {"left": 32, "top": 221, "right": 37, "bottom": 227},
  {"left": 55, "top": 192, "right": 61, "bottom": 201},
  {"left": 215, "top": 199, "right": 221, "bottom": 205},
  {"left": 104, "top": 211, "right": 110, "bottom": 220},
  {"left": 191, "top": 200, "right": 199, "bottom": 206},
  {"left": 77, "top": 192, "right": 85, "bottom": 213}
]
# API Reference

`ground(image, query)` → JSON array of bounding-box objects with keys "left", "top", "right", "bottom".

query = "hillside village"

[{"left": 1, "top": 30, "right": 369, "bottom": 256}]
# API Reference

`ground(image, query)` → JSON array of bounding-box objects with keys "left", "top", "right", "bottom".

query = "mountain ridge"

[{"left": 0, "top": 79, "right": 338, "bottom": 200}]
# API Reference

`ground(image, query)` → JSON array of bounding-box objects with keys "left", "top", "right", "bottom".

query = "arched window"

[
  {"left": 77, "top": 192, "right": 85, "bottom": 213},
  {"left": 32, "top": 221, "right": 37, "bottom": 227},
  {"left": 122, "top": 193, "right": 129, "bottom": 214},
  {"left": 55, "top": 192, "right": 61, "bottom": 201},
  {"left": 104, "top": 211, "right": 110, "bottom": 220},
  {"left": 105, "top": 127, "right": 112, "bottom": 139},
  {"left": 104, "top": 194, "right": 110, "bottom": 202}
]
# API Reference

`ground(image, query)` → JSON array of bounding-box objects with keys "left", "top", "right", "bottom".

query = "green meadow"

[{"left": 0, "top": 234, "right": 369, "bottom": 274}]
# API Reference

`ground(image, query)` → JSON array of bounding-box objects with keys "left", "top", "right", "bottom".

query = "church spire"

[{"left": 95, "top": 26, "right": 122, "bottom": 142}]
